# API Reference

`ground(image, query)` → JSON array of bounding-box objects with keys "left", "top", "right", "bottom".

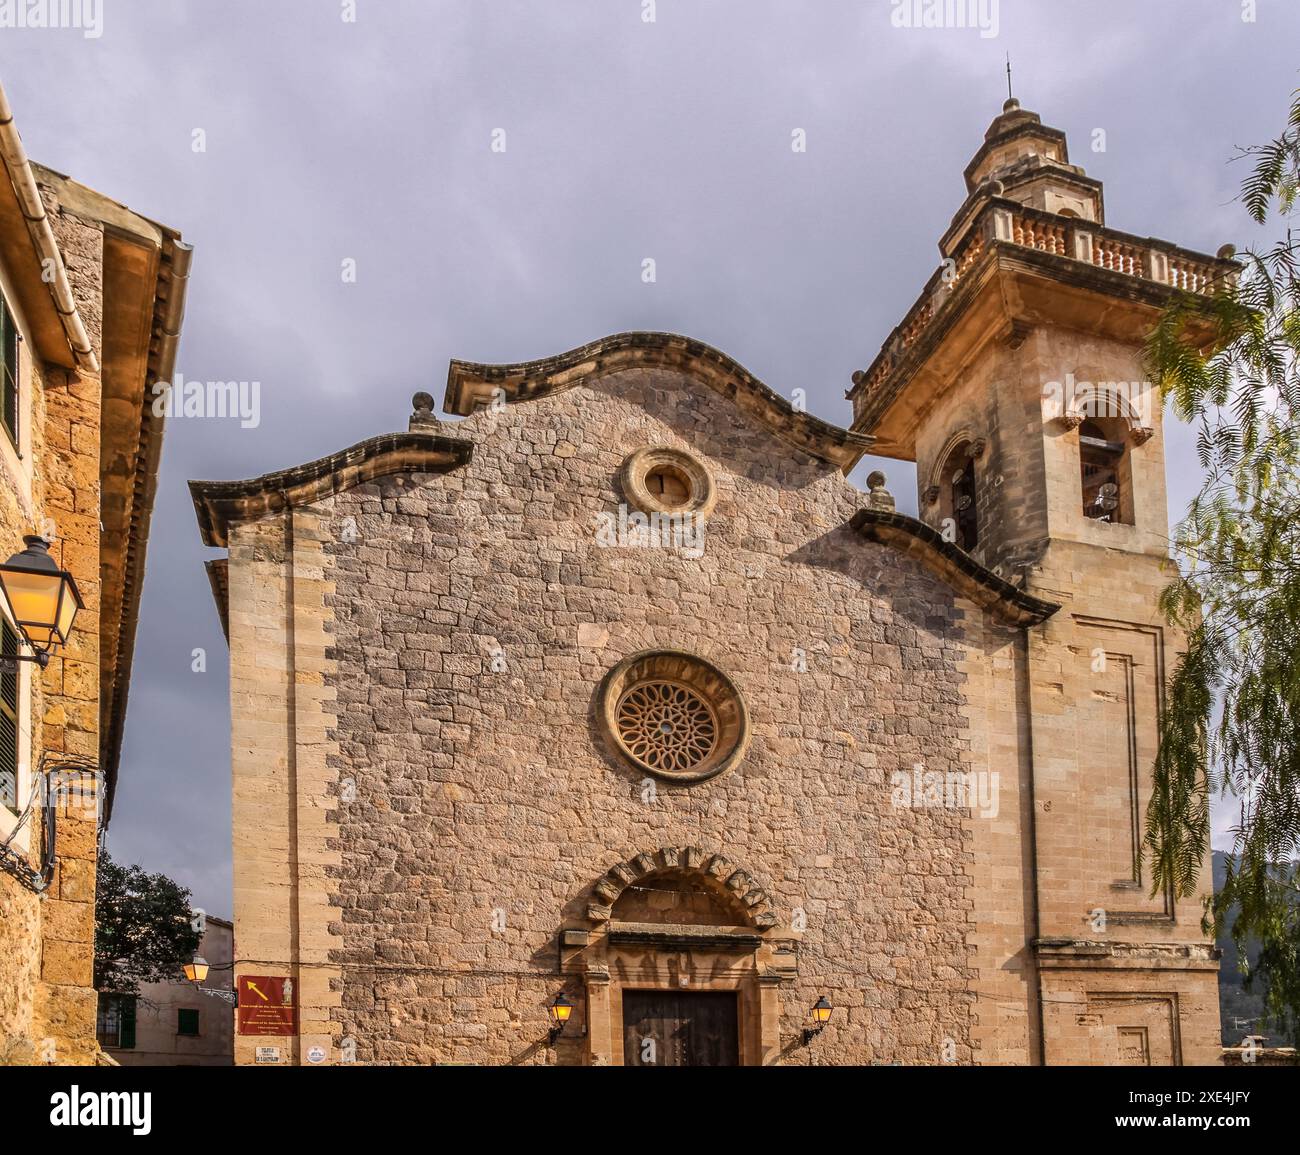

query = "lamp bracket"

[{"left": 0, "top": 652, "right": 49, "bottom": 672}]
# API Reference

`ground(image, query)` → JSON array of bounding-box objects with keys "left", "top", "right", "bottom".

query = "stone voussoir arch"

[
  {"left": 1061, "top": 380, "right": 1154, "bottom": 444},
  {"left": 585, "top": 846, "right": 778, "bottom": 929},
  {"left": 924, "top": 428, "right": 987, "bottom": 504}
]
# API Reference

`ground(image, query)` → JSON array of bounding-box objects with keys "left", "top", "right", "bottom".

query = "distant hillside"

[{"left": 1213, "top": 850, "right": 1268, "bottom": 1046}]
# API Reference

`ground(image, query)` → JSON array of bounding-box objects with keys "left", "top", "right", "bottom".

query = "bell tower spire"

[
  {"left": 847, "top": 101, "right": 1234, "bottom": 578},
  {"left": 964, "top": 99, "right": 1104, "bottom": 223}
]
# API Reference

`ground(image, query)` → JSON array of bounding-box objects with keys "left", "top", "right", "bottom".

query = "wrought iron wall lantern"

[
  {"left": 183, "top": 955, "right": 238, "bottom": 1005},
  {"left": 0, "top": 536, "right": 83, "bottom": 670},
  {"left": 802, "top": 996, "right": 833, "bottom": 1045},
  {"left": 547, "top": 992, "right": 574, "bottom": 1045}
]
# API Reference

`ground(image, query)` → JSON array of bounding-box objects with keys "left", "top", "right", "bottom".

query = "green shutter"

[
  {"left": 119, "top": 997, "right": 137, "bottom": 1050},
  {"left": 177, "top": 1007, "right": 200, "bottom": 1036},
  {"left": 0, "top": 296, "right": 16, "bottom": 445},
  {"left": 0, "top": 620, "right": 17, "bottom": 811}
]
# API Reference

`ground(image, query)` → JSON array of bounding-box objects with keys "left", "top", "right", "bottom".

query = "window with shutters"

[
  {"left": 177, "top": 1007, "right": 200, "bottom": 1036},
  {"left": 0, "top": 293, "right": 17, "bottom": 449},
  {"left": 0, "top": 618, "right": 18, "bottom": 812},
  {"left": 96, "top": 995, "right": 137, "bottom": 1049}
]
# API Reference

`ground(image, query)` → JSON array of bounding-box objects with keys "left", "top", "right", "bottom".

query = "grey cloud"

[{"left": 3, "top": 0, "right": 1292, "bottom": 911}]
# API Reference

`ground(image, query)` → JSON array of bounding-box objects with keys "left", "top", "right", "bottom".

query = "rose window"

[
  {"left": 616, "top": 681, "right": 718, "bottom": 774},
  {"left": 598, "top": 650, "right": 749, "bottom": 783}
]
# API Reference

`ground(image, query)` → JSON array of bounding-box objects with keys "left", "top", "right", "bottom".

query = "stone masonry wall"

[
  {"left": 0, "top": 317, "right": 49, "bottom": 1065},
  {"left": 0, "top": 182, "right": 105, "bottom": 1066},
  {"left": 319, "top": 370, "right": 980, "bottom": 1065},
  {"left": 34, "top": 189, "right": 104, "bottom": 1064}
]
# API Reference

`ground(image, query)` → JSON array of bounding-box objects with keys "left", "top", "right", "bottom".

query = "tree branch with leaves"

[
  {"left": 94, "top": 850, "right": 202, "bottom": 997},
  {"left": 1144, "top": 88, "right": 1300, "bottom": 1045}
]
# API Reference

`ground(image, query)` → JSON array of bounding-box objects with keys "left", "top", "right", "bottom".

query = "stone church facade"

[{"left": 194, "top": 103, "right": 1231, "bottom": 1065}]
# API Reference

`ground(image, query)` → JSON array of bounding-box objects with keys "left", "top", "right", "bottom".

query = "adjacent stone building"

[
  {"left": 194, "top": 103, "right": 1230, "bottom": 1066},
  {"left": 0, "top": 78, "right": 190, "bottom": 1065},
  {"left": 100, "top": 916, "right": 234, "bottom": 1066}
]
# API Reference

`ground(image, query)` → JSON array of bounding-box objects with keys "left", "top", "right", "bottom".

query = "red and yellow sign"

[{"left": 237, "top": 975, "right": 296, "bottom": 1036}]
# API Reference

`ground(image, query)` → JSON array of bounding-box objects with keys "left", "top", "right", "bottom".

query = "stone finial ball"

[
  {"left": 412, "top": 391, "right": 435, "bottom": 413},
  {"left": 851, "top": 370, "right": 866, "bottom": 387},
  {"left": 867, "top": 470, "right": 887, "bottom": 490}
]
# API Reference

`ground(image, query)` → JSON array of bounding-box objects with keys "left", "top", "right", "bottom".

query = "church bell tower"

[{"left": 848, "top": 100, "right": 1236, "bottom": 1065}]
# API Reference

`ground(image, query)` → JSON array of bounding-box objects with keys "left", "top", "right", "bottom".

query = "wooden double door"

[{"left": 622, "top": 990, "right": 740, "bottom": 1066}]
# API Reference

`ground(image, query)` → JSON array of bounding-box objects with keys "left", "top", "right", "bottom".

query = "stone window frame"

[
  {"left": 619, "top": 446, "right": 718, "bottom": 520},
  {"left": 1060, "top": 382, "right": 1154, "bottom": 446},
  {"left": 598, "top": 650, "right": 750, "bottom": 784},
  {"left": 924, "top": 430, "right": 986, "bottom": 504}
]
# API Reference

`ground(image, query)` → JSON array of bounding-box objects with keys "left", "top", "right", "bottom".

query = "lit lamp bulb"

[
  {"left": 547, "top": 992, "right": 573, "bottom": 1043},
  {"left": 0, "top": 536, "right": 83, "bottom": 664},
  {"left": 803, "top": 996, "right": 833, "bottom": 1045}
]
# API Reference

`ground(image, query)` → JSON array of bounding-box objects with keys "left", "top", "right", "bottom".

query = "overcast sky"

[{"left": 3, "top": 0, "right": 1296, "bottom": 915}]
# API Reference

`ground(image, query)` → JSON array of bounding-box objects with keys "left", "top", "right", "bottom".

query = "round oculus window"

[
  {"left": 599, "top": 650, "right": 748, "bottom": 783},
  {"left": 642, "top": 463, "right": 692, "bottom": 511},
  {"left": 620, "top": 448, "right": 717, "bottom": 519}
]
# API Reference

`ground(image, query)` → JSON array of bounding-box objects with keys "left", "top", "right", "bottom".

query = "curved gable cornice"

[
  {"left": 189, "top": 432, "right": 472, "bottom": 547},
  {"left": 847, "top": 509, "right": 1059, "bottom": 628},
  {"left": 444, "top": 331, "right": 875, "bottom": 471}
]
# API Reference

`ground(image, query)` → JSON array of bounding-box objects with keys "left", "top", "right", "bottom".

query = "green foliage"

[
  {"left": 94, "top": 850, "right": 202, "bottom": 997},
  {"left": 1228, "top": 856, "right": 1300, "bottom": 1045},
  {"left": 1144, "top": 88, "right": 1300, "bottom": 1046}
]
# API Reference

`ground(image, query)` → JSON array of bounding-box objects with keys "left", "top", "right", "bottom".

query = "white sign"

[
  {"left": 255, "top": 1046, "right": 281, "bottom": 1064},
  {"left": 306, "top": 1045, "right": 326, "bottom": 1064}
]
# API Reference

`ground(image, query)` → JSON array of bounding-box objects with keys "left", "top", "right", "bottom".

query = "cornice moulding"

[
  {"left": 445, "top": 331, "right": 875, "bottom": 472},
  {"left": 189, "top": 431, "right": 472, "bottom": 547}
]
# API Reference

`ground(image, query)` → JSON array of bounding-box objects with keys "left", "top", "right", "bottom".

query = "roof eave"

[
  {"left": 0, "top": 82, "right": 97, "bottom": 371},
  {"left": 848, "top": 508, "right": 1060, "bottom": 627},
  {"left": 100, "top": 231, "right": 193, "bottom": 825},
  {"left": 189, "top": 431, "right": 475, "bottom": 549}
]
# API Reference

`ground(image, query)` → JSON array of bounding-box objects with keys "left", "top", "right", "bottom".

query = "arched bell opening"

[
  {"left": 935, "top": 438, "right": 982, "bottom": 553},
  {"left": 1078, "top": 416, "right": 1135, "bottom": 525}
]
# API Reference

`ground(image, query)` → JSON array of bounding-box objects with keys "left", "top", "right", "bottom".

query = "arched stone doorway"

[{"left": 558, "top": 847, "right": 796, "bottom": 1066}]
